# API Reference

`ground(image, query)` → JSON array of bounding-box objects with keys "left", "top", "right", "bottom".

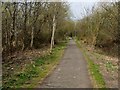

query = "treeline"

[
  {"left": 2, "top": 1, "right": 71, "bottom": 61},
  {"left": 76, "top": 2, "right": 118, "bottom": 56}
]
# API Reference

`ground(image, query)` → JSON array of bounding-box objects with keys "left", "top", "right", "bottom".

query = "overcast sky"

[
  {"left": 69, "top": 1, "right": 99, "bottom": 20},
  {"left": 67, "top": 0, "right": 117, "bottom": 20}
]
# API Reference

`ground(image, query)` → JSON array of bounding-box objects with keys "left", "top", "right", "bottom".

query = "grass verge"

[
  {"left": 3, "top": 42, "right": 67, "bottom": 88},
  {"left": 75, "top": 39, "right": 106, "bottom": 88}
]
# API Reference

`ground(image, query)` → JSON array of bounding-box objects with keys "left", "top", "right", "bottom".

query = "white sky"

[
  {"left": 63, "top": 0, "right": 117, "bottom": 2},
  {"left": 67, "top": 0, "right": 118, "bottom": 20},
  {"left": 69, "top": 2, "right": 97, "bottom": 20},
  {"left": 64, "top": 0, "right": 99, "bottom": 2}
]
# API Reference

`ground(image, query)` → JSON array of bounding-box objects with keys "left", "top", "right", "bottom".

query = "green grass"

[
  {"left": 3, "top": 42, "right": 67, "bottom": 88},
  {"left": 75, "top": 39, "right": 106, "bottom": 88},
  {"left": 105, "top": 61, "right": 116, "bottom": 71},
  {"left": 91, "top": 51, "right": 117, "bottom": 71},
  {"left": 86, "top": 58, "right": 106, "bottom": 88}
]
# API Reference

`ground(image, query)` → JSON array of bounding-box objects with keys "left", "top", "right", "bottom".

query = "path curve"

[{"left": 39, "top": 40, "right": 92, "bottom": 88}]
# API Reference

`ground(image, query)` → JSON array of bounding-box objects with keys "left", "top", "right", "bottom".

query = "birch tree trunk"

[
  {"left": 30, "top": 26, "right": 34, "bottom": 48},
  {"left": 50, "top": 15, "right": 56, "bottom": 52}
]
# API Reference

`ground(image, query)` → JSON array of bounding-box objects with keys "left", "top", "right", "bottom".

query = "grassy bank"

[
  {"left": 3, "top": 42, "right": 67, "bottom": 88},
  {"left": 75, "top": 39, "right": 106, "bottom": 88}
]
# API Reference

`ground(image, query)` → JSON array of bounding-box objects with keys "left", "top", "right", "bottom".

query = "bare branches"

[
  {"left": 75, "top": 2, "right": 118, "bottom": 51},
  {"left": 2, "top": 2, "right": 69, "bottom": 57}
]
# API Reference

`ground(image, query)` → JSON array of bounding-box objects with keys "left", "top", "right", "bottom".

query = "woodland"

[{"left": 1, "top": 1, "right": 119, "bottom": 88}]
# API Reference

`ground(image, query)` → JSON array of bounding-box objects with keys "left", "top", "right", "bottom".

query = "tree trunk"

[
  {"left": 50, "top": 15, "right": 56, "bottom": 52},
  {"left": 22, "top": 1, "right": 27, "bottom": 50},
  {"left": 30, "top": 26, "right": 34, "bottom": 48}
]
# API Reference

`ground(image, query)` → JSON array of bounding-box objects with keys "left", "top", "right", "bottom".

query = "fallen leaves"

[
  {"left": 3, "top": 46, "right": 50, "bottom": 87},
  {"left": 82, "top": 43, "right": 118, "bottom": 88}
]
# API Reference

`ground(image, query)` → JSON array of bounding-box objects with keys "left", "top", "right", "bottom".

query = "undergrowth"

[{"left": 3, "top": 42, "right": 66, "bottom": 88}]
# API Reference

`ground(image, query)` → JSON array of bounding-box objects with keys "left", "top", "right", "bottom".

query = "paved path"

[{"left": 39, "top": 40, "right": 92, "bottom": 88}]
